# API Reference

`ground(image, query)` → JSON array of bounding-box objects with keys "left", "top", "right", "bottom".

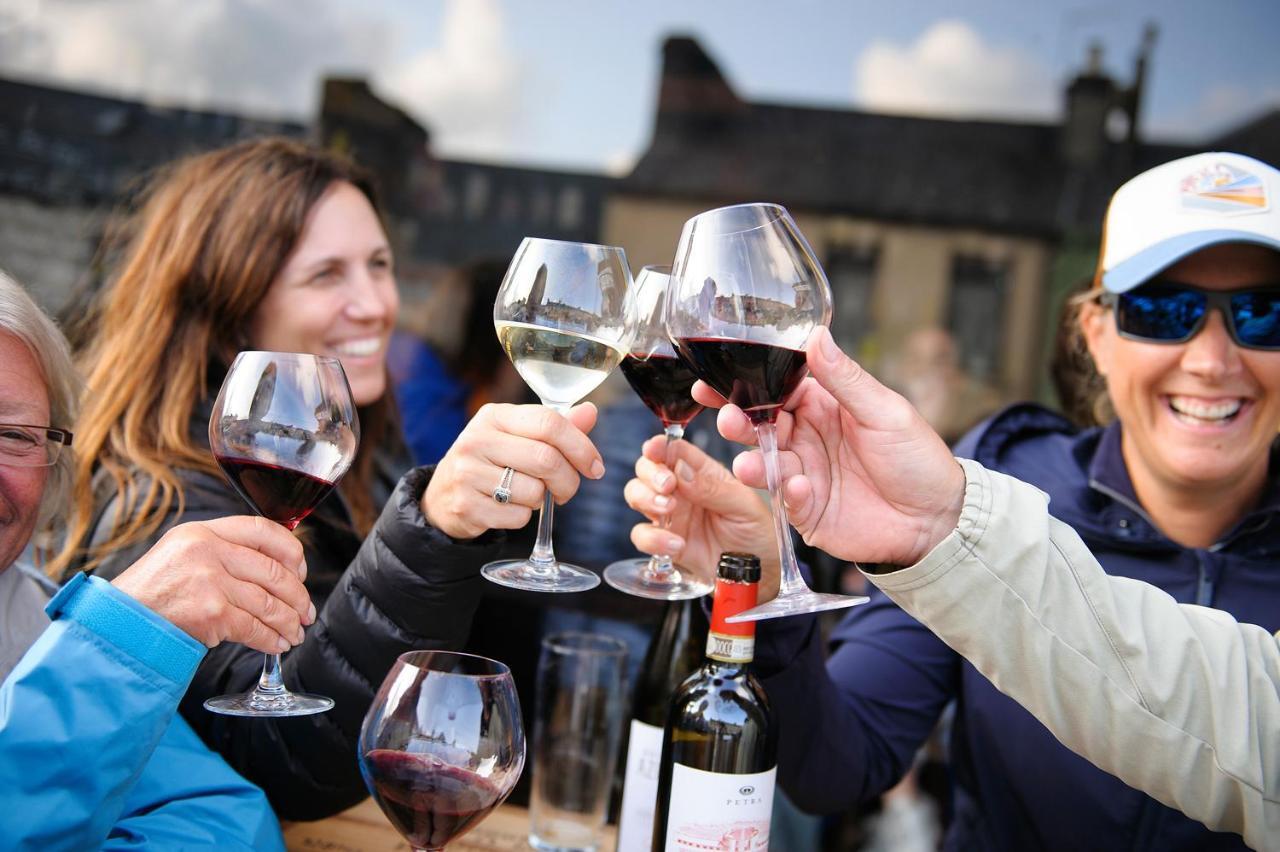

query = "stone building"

[
  {"left": 0, "top": 75, "right": 613, "bottom": 314},
  {"left": 605, "top": 35, "right": 1280, "bottom": 405}
]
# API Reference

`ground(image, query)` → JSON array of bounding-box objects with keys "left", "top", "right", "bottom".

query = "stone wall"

[{"left": 0, "top": 195, "right": 103, "bottom": 313}]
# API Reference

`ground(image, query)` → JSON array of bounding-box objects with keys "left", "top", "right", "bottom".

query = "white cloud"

[
  {"left": 0, "top": 0, "right": 528, "bottom": 159},
  {"left": 374, "top": 0, "right": 525, "bottom": 160},
  {"left": 0, "top": 0, "right": 390, "bottom": 118},
  {"left": 853, "top": 20, "right": 1056, "bottom": 121}
]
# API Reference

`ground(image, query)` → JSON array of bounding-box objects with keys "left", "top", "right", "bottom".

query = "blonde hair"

[{"left": 0, "top": 270, "right": 81, "bottom": 534}]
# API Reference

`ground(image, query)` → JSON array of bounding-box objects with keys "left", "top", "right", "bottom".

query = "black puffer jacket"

[{"left": 83, "top": 447, "right": 503, "bottom": 820}]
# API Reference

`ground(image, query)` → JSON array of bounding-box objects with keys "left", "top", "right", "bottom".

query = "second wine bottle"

[{"left": 651, "top": 553, "right": 777, "bottom": 851}]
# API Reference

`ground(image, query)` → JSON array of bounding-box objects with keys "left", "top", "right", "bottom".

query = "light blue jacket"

[{"left": 0, "top": 571, "right": 285, "bottom": 851}]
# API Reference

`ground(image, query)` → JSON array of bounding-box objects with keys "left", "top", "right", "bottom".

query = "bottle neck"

[{"left": 705, "top": 576, "right": 759, "bottom": 664}]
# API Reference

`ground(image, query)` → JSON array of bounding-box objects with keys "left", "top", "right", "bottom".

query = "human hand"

[
  {"left": 423, "top": 402, "right": 603, "bottom": 540},
  {"left": 695, "top": 327, "right": 966, "bottom": 568},
  {"left": 110, "top": 516, "right": 314, "bottom": 653},
  {"left": 625, "top": 435, "right": 781, "bottom": 601}
]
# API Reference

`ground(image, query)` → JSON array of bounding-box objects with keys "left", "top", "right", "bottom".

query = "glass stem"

[
  {"left": 528, "top": 401, "right": 566, "bottom": 575},
  {"left": 644, "top": 422, "right": 684, "bottom": 580},
  {"left": 257, "top": 653, "right": 286, "bottom": 695},
  {"left": 755, "top": 419, "right": 808, "bottom": 598}
]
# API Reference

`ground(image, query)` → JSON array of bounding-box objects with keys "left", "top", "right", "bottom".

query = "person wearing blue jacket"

[
  {"left": 0, "top": 270, "right": 314, "bottom": 850},
  {"left": 624, "top": 152, "right": 1280, "bottom": 850}
]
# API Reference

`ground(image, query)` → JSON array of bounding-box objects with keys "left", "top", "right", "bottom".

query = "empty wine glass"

[
  {"left": 204, "top": 351, "right": 359, "bottom": 716},
  {"left": 667, "top": 203, "right": 869, "bottom": 622},
  {"left": 360, "top": 651, "right": 524, "bottom": 851},
  {"left": 484, "top": 237, "right": 633, "bottom": 593},
  {"left": 604, "top": 266, "right": 712, "bottom": 600}
]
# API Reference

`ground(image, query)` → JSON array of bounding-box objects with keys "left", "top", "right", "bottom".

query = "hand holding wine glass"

[
  {"left": 204, "top": 351, "right": 359, "bottom": 716},
  {"left": 667, "top": 202, "right": 866, "bottom": 621},
  {"left": 110, "top": 515, "right": 314, "bottom": 654},
  {"left": 604, "top": 265, "right": 712, "bottom": 600},
  {"left": 484, "top": 237, "right": 632, "bottom": 593},
  {"left": 624, "top": 434, "right": 780, "bottom": 602},
  {"left": 696, "top": 326, "right": 968, "bottom": 570},
  {"left": 359, "top": 651, "right": 524, "bottom": 852},
  {"left": 422, "top": 402, "right": 603, "bottom": 541}
]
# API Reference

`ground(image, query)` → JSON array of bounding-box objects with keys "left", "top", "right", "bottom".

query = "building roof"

[
  {"left": 622, "top": 37, "right": 1279, "bottom": 240},
  {"left": 0, "top": 76, "right": 304, "bottom": 205}
]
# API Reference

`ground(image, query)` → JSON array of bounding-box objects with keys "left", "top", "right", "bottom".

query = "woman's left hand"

[{"left": 422, "top": 402, "right": 604, "bottom": 540}]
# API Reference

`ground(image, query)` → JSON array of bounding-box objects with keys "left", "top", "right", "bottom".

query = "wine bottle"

[
  {"left": 651, "top": 553, "right": 777, "bottom": 851},
  {"left": 616, "top": 598, "right": 709, "bottom": 851}
]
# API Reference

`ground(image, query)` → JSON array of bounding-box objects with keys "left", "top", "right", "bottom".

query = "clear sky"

[{"left": 2, "top": 0, "right": 1277, "bottom": 173}]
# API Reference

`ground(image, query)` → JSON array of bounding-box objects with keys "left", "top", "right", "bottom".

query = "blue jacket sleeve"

[
  {"left": 753, "top": 586, "right": 962, "bottom": 813},
  {"left": 0, "top": 573, "right": 284, "bottom": 851}
]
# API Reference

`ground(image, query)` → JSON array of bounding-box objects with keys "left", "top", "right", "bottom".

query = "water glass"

[{"left": 530, "top": 632, "right": 628, "bottom": 851}]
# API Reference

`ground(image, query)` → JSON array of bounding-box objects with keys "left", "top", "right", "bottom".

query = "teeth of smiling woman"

[
  {"left": 333, "top": 338, "right": 381, "bottom": 357},
  {"left": 1169, "top": 396, "right": 1243, "bottom": 422}
]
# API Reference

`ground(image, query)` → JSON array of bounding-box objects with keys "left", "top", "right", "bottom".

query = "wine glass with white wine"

[{"left": 486, "top": 237, "right": 633, "bottom": 593}]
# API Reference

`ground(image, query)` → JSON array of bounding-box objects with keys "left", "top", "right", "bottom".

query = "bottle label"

[
  {"left": 707, "top": 577, "right": 758, "bottom": 663},
  {"left": 616, "top": 719, "right": 664, "bottom": 852},
  {"left": 662, "top": 763, "right": 775, "bottom": 851},
  {"left": 705, "top": 631, "right": 755, "bottom": 664}
]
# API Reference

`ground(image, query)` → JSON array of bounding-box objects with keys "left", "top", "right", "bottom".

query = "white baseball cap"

[{"left": 1100, "top": 151, "right": 1280, "bottom": 293}]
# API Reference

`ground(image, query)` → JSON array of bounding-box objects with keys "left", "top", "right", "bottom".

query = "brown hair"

[
  {"left": 1051, "top": 279, "right": 1115, "bottom": 428},
  {"left": 50, "top": 137, "right": 394, "bottom": 576}
]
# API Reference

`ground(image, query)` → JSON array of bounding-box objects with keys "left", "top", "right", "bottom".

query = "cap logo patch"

[{"left": 1180, "top": 162, "right": 1268, "bottom": 214}]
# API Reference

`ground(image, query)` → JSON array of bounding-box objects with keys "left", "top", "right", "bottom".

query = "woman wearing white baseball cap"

[{"left": 625, "top": 151, "right": 1280, "bottom": 851}]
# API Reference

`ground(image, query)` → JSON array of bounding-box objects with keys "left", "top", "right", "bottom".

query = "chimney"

[
  {"left": 1060, "top": 41, "right": 1118, "bottom": 168},
  {"left": 653, "top": 36, "right": 745, "bottom": 139},
  {"left": 317, "top": 77, "right": 433, "bottom": 216},
  {"left": 1118, "top": 23, "right": 1158, "bottom": 147}
]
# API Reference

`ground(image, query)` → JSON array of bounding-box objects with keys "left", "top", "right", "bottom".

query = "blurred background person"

[
  {"left": 881, "top": 326, "right": 1001, "bottom": 445},
  {"left": 388, "top": 257, "right": 529, "bottom": 466}
]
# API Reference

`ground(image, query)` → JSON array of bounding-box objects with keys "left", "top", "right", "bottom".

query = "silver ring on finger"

[{"left": 492, "top": 466, "right": 516, "bottom": 504}]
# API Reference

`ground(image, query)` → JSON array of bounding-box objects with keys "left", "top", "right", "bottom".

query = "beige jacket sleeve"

[{"left": 865, "top": 458, "right": 1280, "bottom": 851}]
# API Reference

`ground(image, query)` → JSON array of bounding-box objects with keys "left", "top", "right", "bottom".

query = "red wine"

[
  {"left": 672, "top": 337, "right": 808, "bottom": 424},
  {"left": 363, "top": 749, "right": 503, "bottom": 851},
  {"left": 619, "top": 354, "right": 704, "bottom": 427},
  {"left": 214, "top": 455, "right": 336, "bottom": 530}
]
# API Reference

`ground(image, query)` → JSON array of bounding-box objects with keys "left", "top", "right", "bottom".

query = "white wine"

[
  {"left": 495, "top": 321, "right": 626, "bottom": 407},
  {"left": 652, "top": 554, "right": 776, "bottom": 850}
]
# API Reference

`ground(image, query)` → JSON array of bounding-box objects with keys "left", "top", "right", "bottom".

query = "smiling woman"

[
  {"left": 44, "top": 137, "right": 612, "bottom": 821},
  {"left": 619, "top": 151, "right": 1280, "bottom": 851}
]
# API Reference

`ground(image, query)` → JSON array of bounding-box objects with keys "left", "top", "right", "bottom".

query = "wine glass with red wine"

[
  {"left": 204, "top": 351, "right": 359, "bottom": 716},
  {"left": 604, "top": 266, "right": 713, "bottom": 600},
  {"left": 360, "top": 651, "right": 524, "bottom": 852},
  {"left": 667, "top": 203, "right": 869, "bottom": 622}
]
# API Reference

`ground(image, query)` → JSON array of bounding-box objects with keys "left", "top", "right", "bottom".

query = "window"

[
  {"left": 464, "top": 172, "right": 490, "bottom": 221},
  {"left": 826, "top": 246, "right": 877, "bottom": 357},
  {"left": 558, "top": 186, "right": 583, "bottom": 230},
  {"left": 947, "top": 256, "right": 1007, "bottom": 384}
]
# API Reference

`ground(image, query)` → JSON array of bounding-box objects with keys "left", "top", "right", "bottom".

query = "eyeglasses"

[
  {"left": 0, "top": 424, "right": 73, "bottom": 467},
  {"left": 1101, "top": 282, "right": 1280, "bottom": 351}
]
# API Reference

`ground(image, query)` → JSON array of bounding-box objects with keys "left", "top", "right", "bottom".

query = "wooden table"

[{"left": 283, "top": 798, "right": 618, "bottom": 851}]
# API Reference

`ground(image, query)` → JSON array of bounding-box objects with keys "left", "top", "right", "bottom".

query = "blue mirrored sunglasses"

[{"left": 1100, "top": 282, "right": 1280, "bottom": 351}]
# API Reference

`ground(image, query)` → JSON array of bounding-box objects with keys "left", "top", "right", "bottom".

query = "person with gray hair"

[{"left": 0, "top": 269, "right": 316, "bottom": 848}]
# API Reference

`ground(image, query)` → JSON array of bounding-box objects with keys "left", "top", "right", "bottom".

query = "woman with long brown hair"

[{"left": 51, "top": 137, "right": 606, "bottom": 819}]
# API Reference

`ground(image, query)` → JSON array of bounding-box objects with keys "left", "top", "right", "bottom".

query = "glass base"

[
  {"left": 603, "top": 558, "right": 713, "bottom": 600},
  {"left": 724, "top": 590, "right": 869, "bottom": 623},
  {"left": 204, "top": 689, "right": 334, "bottom": 717},
  {"left": 482, "top": 559, "right": 600, "bottom": 593}
]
